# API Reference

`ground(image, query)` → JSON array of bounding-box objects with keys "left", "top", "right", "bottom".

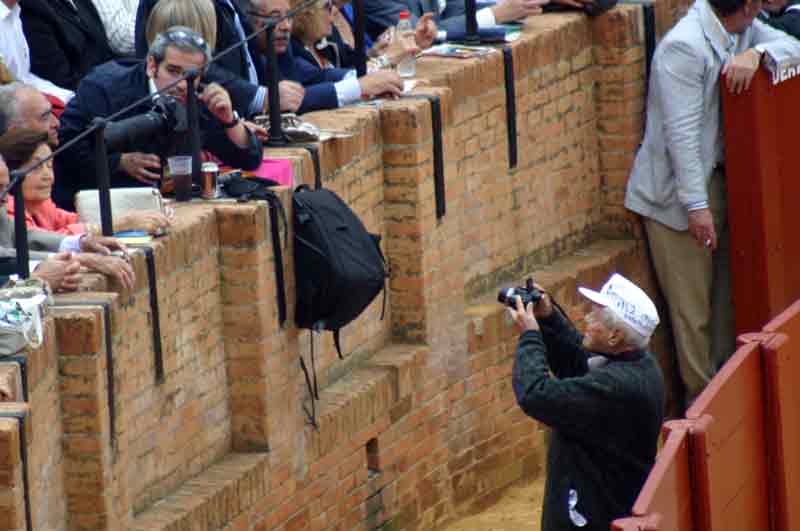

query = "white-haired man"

[{"left": 508, "top": 273, "right": 665, "bottom": 531}]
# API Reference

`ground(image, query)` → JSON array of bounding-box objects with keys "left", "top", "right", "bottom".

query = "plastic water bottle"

[{"left": 396, "top": 11, "right": 416, "bottom": 78}]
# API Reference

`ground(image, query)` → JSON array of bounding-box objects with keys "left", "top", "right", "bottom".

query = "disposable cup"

[{"left": 168, "top": 156, "right": 193, "bottom": 202}]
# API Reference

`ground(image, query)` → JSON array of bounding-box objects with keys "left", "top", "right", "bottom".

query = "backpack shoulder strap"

[{"left": 262, "top": 190, "right": 288, "bottom": 325}]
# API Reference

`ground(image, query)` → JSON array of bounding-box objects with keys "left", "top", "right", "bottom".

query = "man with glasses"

[
  {"left": 54, "top": 26, "right": 263, "bottom": 210},
  {"left": 245, "top": 0, "right": 403, "bottom": 113}
]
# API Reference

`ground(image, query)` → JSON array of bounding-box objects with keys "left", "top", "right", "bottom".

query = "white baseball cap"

[{"left": 578, "top": 273, "right": 659, "bottom": 337}]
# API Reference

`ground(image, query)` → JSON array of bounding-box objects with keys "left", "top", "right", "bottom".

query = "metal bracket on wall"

[
  {"left": 502, "top": 47, "right": 519, "bottom": 170},
  {"left": 53, "top": 300, "right": 116, "bottom": 452},
  {"left": 4, "top": 354, "right": 28, "bottom": 402},
  {"left": 0, "top": 409, "right": 32, "bottom": 531},
  {"left": 142, "top": 247, "right": 164, "bottom": 384},
  {"left": 295, "top": 143, "right": 322, "bottom": 189},
  {"left": 403, "top": 94, "right": 446, "bottom": 219}
]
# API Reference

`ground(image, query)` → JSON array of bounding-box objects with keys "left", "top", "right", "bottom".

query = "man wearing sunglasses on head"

[{"left": 54, "top": 26, "right": 264, "bottom": 210}]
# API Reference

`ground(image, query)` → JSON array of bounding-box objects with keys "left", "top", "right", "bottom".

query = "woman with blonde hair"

[
  {"left": 145, "top": 0, "right": 218, "bottom": 51},
  {"left": 286, "top": 0, "right": 404, "bottom": 107}
]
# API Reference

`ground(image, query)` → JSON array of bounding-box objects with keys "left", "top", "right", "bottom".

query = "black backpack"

[{"left": 292, "top": 184, "right": 387, "bottom": 350}]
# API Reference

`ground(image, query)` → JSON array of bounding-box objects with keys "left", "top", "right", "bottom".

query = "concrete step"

[
  {"left": 465, "top": 238, "right": 650, "bottom": 352},
  {"left": 128, "top": 452, "right": 269, "bottom": 531}
]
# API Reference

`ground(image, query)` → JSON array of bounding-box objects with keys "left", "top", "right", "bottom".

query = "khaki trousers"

[{"left": 644, "top": 168, "right": 735, "bottom": 405}]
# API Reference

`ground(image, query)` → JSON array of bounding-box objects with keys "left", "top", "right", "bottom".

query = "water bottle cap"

[{"left": 399, "top": 10, "right": 410, "bottom": 18}]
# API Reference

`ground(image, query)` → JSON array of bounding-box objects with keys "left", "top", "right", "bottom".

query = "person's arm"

[
  {"left": 655, "top": 39, "right": 707, "bottom": 215},
  {"left": 298, "top": 83, "right": 341, "bottom": 113},
  {"left": 20, "top": 8, "right": 82, "bottom": 90},
  {"left": 537, "top": 309, "right": 591, "bottom": 378}
]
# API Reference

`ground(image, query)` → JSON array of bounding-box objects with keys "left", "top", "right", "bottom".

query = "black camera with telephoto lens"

[{"left": 497, "top": 277, "right": 543, "bottom": 308}]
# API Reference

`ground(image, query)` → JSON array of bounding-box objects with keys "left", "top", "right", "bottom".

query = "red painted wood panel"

[
  {"left": 686, "top": 342, "right": 769, "bottom": 531},
  {"left": 722, "top": 70, "right": 800, "bottom": 334}
]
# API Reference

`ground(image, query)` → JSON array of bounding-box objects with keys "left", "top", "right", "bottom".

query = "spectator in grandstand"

[
  {"left": 0, "top": 0, "right": 74, "bottom": 104},
  {"left": 91, "top": 0, "right": 139, "bottom": 56},
  {"left": 508, "top": 274, "right": 664, "bottom": 531},
  {"left": 0, "top": 153, "right": 134, "bottom": 291},
  {"left": 625, "top": 0, "right": 800, "bottom": 408},
  {"left": 759, "top": 0, "right": 800, "bottom": 37},
  {"left": 0, "top": 130, "right": 171, "bottom": 235},
  {"left": 0, "top": 83, "right": 60, "bottom": 149},
  {"left": 256, "top": 0, "right": 403, "bottom": 112},
  {"left": 55, "top": 26, "right": 263, "bottom": 210},
  {"left": 19, "top": 0, "right": 117, "bottom": 91},
  {"left": 140, "top": 0, "right": 305, "bottom": 117}
]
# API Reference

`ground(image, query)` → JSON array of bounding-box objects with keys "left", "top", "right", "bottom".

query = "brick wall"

[{"left": 0, "top": 3, "right": 693, "bottom": 530}]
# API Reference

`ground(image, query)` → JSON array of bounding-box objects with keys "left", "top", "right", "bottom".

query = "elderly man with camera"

[{"left": 507, "top": 273, "right": 664, "bottom": 530}]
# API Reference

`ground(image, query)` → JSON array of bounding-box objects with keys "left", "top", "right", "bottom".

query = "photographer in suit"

[
  {"left": 508, "top": 274, "right": 664, "bottom": 530},
  {"left": 55, "top": 26, "right": 263, "bottom": 210}
]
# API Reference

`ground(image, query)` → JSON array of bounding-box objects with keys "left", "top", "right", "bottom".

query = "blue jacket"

[
  {"left": 54, "top": 60, "right": 263, "bottom": 210},
  {"left": 278, "top": 39, "right": 352, "bottom": 113}
]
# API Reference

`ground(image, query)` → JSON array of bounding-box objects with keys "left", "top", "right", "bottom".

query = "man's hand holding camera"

[
  {"left": 119, "top": 152, "right": 162, "bottom": 185},
  {"left": 507, "top": 282, "right": 553, "bottom": 333}
]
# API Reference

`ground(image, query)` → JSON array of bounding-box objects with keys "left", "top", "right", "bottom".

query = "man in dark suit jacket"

[
  {"left": 54, "top": 26, "right": 264, "bottom": 210},
  {"left": 247, "top": 0, "right": 402, "bottom": 113},
  {"left": 20, "top": 0, "right": 117, "bottom": 91},
  {"left": 760, "top": 0, "right": 800, "bottom": 37}
]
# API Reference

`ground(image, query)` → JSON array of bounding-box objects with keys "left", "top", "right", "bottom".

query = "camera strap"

[
  {"left": 294, "top": 143, "right": 322, "bottom": 190},
  {"left": 263, "top": 192, "right": 288, "bottom": 326},
  {"left": 502, "top": 47, "right": 518, "bottom": 170},
  {"left": 402, "top": 94, "right": 446, "bottom": 219},
  {"left": 0, "top": 407, "right": 32, "bottom": 531}
]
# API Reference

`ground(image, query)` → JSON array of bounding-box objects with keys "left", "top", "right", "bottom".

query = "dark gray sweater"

[{"left": 512, "top": 310, "right": 665, "bottom": 530}]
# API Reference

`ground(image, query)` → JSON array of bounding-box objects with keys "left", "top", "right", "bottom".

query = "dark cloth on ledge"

[
  {"left": 512, "top": 309, "right": 664, "bottom": 531},
  {"left": 54, "top": 60, "right": 263, "bottom": 210}
]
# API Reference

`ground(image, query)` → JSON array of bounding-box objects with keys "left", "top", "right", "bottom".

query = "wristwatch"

[{"left": 221, "top": 110, "right": 241, "bottom": 129}]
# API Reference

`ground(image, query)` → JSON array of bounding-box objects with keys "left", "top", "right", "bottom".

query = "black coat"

[
  {"left": 53, "top": 60, "right": 263, "bottom": 210},
  {"left": 20, "top": 0, "right": 116, "bottom": 90},
  {"left": 512, "top": 310, "right": 664, "bottom": 531}
]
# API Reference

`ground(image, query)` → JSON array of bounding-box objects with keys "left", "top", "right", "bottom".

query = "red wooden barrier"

[
  {"left": 686, "top": 341, "right": 769, "bottom": 531},
  {"left": 723, "top": 69, "right": 800, "bottom": 335},
  {"left": 611, "top": 421, "right": 694, "bottom": 531},
  {"left": 758, "top": 301, "right": 800, "bottom": 531}
]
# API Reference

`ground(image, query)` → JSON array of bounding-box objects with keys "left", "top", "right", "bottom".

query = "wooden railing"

[{"left": 613, "top": 299, "right": 800, "bottom": 531}]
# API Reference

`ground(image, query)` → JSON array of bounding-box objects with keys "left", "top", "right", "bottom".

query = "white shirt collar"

[{"left": 0, "top": 1, "right": 19, "bottom": 20}]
